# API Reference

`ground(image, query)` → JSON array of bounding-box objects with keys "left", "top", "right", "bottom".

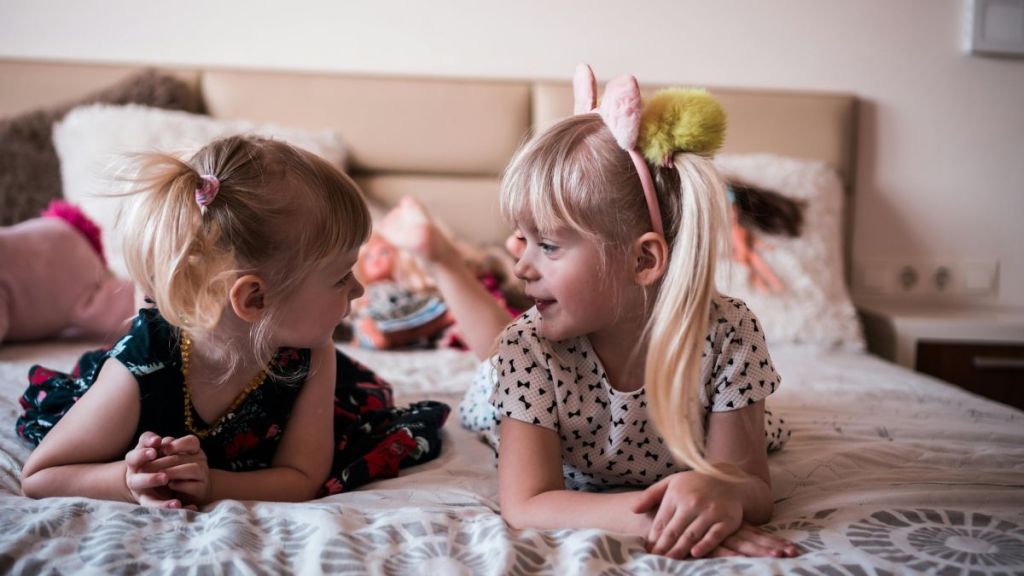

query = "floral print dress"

[{"left": 17, "top": 308, "right": 449, "bottom": 496}]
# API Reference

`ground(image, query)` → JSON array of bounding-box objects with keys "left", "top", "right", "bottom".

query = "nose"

[
  {"left": 350, "top": 277, "right": 365, "bottom": 300},
  {"left": 512, "top": 251, "right": 538, "bottom": 282}
]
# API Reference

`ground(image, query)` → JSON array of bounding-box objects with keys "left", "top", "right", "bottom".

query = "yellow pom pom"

[{"left": 638, "top": 88, "right": 726, "bottom": 164}]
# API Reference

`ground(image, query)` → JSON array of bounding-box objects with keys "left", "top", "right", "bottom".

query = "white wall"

[{"left": 2, "top": 0, "right": 1022, "bottom": 307}]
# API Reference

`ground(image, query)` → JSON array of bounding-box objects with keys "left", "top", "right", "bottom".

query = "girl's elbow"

[
  {"left": 300, "top": 480, "right": 323, "bottom": 502},
  {"left": 501, "top": 508, "right": 528, "bottom": 530},
  {"left": 20, "top": 471, "right": 47, "bottom": 499},
  {"left": 296, "top": 469, "right": 328, "bottom": 502},
  {"left": 499, "top": 499, "right": 534, "bottom": 530}
]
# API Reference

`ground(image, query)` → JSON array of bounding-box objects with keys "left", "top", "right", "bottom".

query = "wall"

[{"left": 2, "top": 0, "right": 1022, "bottom": 307}]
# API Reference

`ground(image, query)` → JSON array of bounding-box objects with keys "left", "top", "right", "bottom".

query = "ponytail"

[
  {"left": 120, "top": 154, "right": 237, "bottom": 332},
  {"left": 120, "top": 135, "right": 371, "bottom": 376},
  {"left": 644, "top": 153, "right": 731, "bottom": 477}
]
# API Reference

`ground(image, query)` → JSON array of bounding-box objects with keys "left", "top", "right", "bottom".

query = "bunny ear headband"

[{"left": 573, "top": 63, "right": 727, "bottom": 237}]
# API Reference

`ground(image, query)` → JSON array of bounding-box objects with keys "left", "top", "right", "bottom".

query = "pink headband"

[
  {"left": 573, "top": 64, "right": 664, "bottom": 237},
  {"left": 195, "top": 174, "right": 220, "bottom": 208}
]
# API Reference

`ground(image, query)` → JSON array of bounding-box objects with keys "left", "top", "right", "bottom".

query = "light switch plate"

[{"left": 965, "top": 0, "right": 1024, "bottom": 56}]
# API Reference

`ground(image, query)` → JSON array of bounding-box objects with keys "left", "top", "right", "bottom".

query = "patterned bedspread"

[{"left": 1, "top": 341, "right": 1022, "bottom": 575}]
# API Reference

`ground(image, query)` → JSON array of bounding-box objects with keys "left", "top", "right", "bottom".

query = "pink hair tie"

[
  {"left": 573, "top": 64, "right": 664, "bottom": 237},
  {"left": 195, "top": 174, "right": 220, "bottom": 208}
]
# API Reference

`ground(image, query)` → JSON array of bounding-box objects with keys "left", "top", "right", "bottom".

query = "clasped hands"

[
  {"left": 633, "top": 471, "right": 800, "bottom": 560},
  {"left": 124, "top": 431, "right": 211, "bottom": 510}
]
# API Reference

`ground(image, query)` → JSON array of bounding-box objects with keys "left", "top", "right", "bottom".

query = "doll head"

[{"left": 358, "top": 234, "right": 398, "bottom": 284}]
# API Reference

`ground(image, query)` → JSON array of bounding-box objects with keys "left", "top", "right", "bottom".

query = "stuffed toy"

[
  {"left": 349, "top": 233, "right": 454, "bottom": 349},
  {"left": 0, "top": 201, "right": 135, "bottom": 344}
]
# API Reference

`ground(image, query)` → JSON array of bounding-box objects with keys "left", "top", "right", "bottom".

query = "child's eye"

[
  {"left": 538, "top": 242, "right": 558, "bottom": 255},
  {"left": 337, "top": 272, "right": 353, "bottom": 286}
]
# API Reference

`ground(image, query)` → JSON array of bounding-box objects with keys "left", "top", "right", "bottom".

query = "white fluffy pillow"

[
  {"left": 53, "top": 104, "right": 348, "bottom": 278},
  {"left": 713, "top": 153, "right": 864, "bottom": 349}
]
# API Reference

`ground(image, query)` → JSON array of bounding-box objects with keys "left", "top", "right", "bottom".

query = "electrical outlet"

[
  {"left": 899, "top": 265, "right": 920, "bottom": 292},
  {"left": 921, "top": 260, "right": 999, "bottom": 297},
  {"left": 927, "top": 263, "right": 954, "bottom": 294},
  {"left": 854, "top": 259, "right": 999, "bottom": 298}
]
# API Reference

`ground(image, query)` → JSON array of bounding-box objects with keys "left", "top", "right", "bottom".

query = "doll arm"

[
  {"left": 730, "top": 205, "right": 783, "bottom": 293},
  {"left": 202, "top": 339, "right": 335, "bottom": 503},
  {"left": 21, "top": 359, "right": 145, "bottom": 502}
]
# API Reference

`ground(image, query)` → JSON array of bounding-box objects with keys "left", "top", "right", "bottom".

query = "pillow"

[
  {"left": 53, "top": 103, "right": 348, "bottom": 278},
  {"left": 0, "top": 69, "right": 200, "bottom": 227},
  {"left": 713, "top": 153, "right": 864, "bottom": 349}
]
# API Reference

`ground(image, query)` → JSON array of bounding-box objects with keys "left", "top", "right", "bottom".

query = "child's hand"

[
  {"left": 377, "top": 196, "right": 459, "bottom": 265},
  {"left": 124, "top": 431, "right": 187, "bottom": 509},
  {"left": 632, "top": 471, "right": 744, "bottom": 559},
  {"left": 152, "top": 435, "right": 211, "bottom": 508},
  {"left": 706, "top": 523, "right": 801, "bottom": 558}
]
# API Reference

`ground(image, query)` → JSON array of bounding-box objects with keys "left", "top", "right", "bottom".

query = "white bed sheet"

[{"left": 0, "top": 341, "right": 1022, "bottom": 575}]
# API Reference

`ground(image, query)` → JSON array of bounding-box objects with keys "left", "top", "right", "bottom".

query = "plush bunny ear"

[
  {"left": 573, "top": 63, "right": 597, "bottom": 114},
  {"left": 598, "top": 75, "right": 642, "bottom": 150}
]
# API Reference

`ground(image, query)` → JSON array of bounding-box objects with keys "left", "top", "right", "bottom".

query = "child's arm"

[
  {"left": 705, "top": 401, "right": 773, "bottom": 520},
  {"left": 632, "top": 402, "right": 775, "bottom": 558},
  {"left": 21, "top": 359, "right": 157, "bottom": 503},
  {"left": 377, "top": 196, "right": 513, "bottom": 360},
  {"left": 500, "top": 406, "right": 794, "bottom": 559},
  {"left": 186, "top": 339, "right": 337, "bottom": 503},
  {"left": 424, "top": 248, "right": 515, "bottom": 360},
  {"left": 498, "top": 417, "right": 653, "bottom": 535}
]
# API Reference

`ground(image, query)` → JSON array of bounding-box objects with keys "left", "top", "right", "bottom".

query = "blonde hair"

[
  {"left": 120, "top": 135, "right": 371, "bottom": 373},
  {"left": 501, "top": 114, "right": 730, "bottom": 476}
]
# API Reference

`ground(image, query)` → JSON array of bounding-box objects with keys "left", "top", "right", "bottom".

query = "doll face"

[{"left": 359, "top": 235, "right": 397, "bottom": 283}]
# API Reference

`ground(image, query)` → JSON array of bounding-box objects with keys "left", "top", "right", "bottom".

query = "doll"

[
  {"left": 349, "top": 234, "right": 454, "bottom": 349},
  {"left": 0, "top": 201, "right": 135, "bottom": 344},
  {"left": 727, "top": 183, "right": 805, "bottom": 293}
]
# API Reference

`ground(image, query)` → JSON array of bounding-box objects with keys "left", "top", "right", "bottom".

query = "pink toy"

[{"left": 0, "top": 201, "right": 135, "bottom": 344}]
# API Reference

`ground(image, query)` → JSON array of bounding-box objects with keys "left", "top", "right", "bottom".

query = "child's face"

[
  {"left": 512, "top": 224, "right": 626, "bottom": 342},
  {"left": 273, "top": 246, "right": 364, "bottom": 348}
]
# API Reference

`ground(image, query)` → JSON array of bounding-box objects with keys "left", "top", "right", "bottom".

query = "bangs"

[
  {"left": 500, "top": 114, "right": 609, "bottom": 240},
  {"left": 291, "top": 153, "right": 372, "bottom": 266}
]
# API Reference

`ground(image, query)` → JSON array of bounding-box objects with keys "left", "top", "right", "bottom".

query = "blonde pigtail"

[
  {"left": 644, "top": 153, "right": 731, "bottom": 478},
  {"left": 120, "top": 154, "right": 236, "bottom": 332}
]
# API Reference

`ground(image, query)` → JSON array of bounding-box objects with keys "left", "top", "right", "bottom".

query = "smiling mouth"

[{"left": 534, "top": 299, "right": 556, "bottom": 312}]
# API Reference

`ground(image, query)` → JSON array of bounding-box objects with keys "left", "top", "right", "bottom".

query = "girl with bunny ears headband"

[{"left": 459, "top": 64, "right": 796, "bottom": 560}]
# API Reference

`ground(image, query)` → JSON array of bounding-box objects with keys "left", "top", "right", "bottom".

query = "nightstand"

[{"left": 856, "top": 300, "right": 1024, "bottom": 410}]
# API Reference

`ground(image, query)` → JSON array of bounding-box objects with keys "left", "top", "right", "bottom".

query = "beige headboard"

[{"left": 0, "top": 59, "right": 857, "bottom": 247}]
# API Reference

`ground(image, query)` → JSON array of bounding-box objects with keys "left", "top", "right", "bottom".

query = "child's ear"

[
  {"left": 633, "top": 232, "right": 668, "bottom": 286},
  {"left": 229, "top": 274, "right": 267, "bottom": 322}
]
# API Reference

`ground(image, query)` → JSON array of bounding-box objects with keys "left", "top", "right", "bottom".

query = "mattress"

[{"left": 1, "top": 341, "right": 1022, "bottom": 575}]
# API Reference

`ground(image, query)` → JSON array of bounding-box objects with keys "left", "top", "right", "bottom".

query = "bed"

[{"left": 1, "top": 59, "right": 1022, "bottom": 575}]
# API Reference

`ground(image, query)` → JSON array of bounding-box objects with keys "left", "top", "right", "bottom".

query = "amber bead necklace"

[{"left": 180, "top": 332, "right": 269, "bottom": 439}]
